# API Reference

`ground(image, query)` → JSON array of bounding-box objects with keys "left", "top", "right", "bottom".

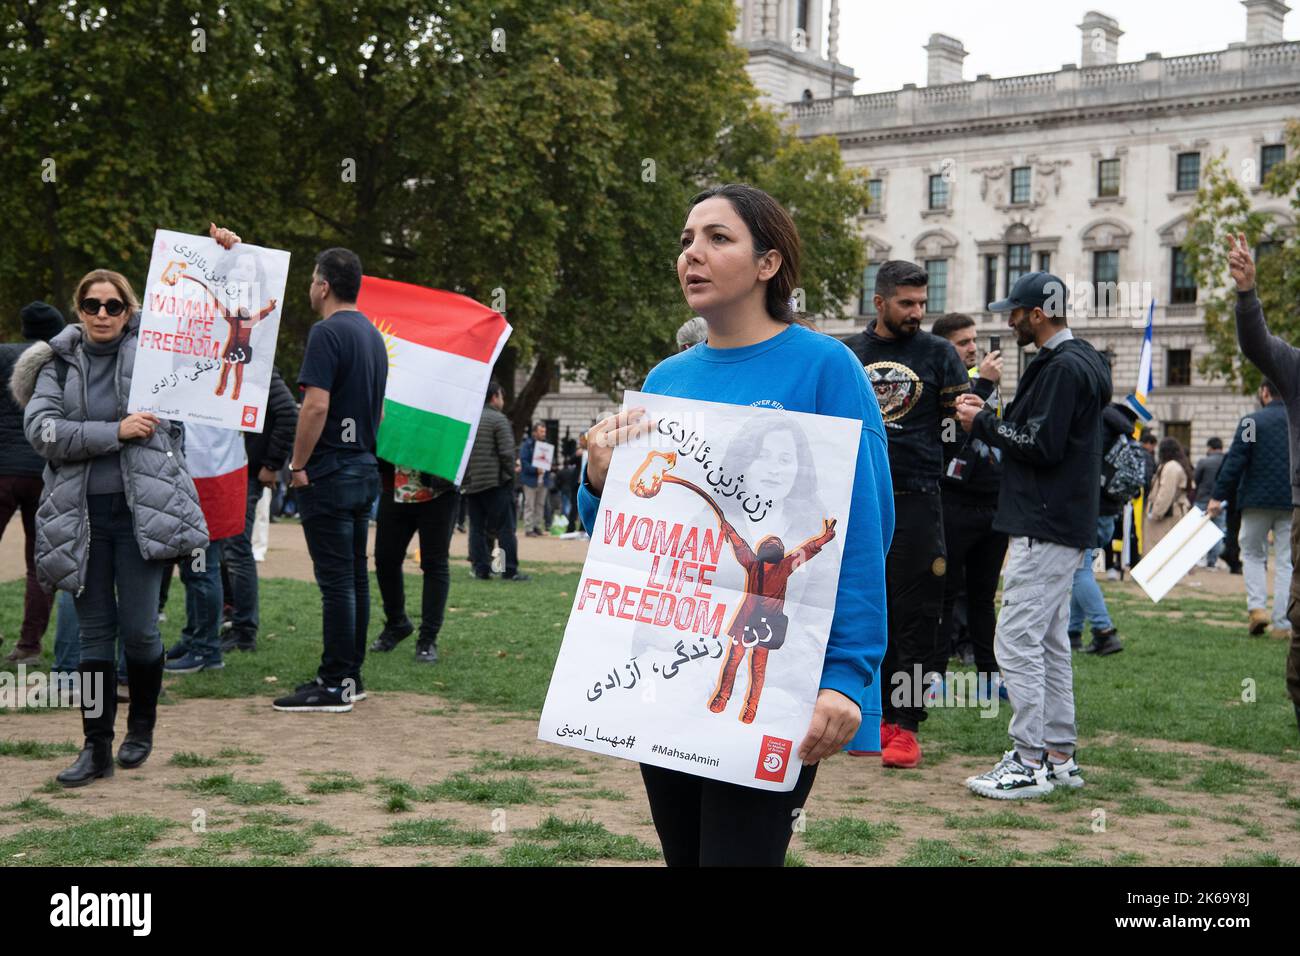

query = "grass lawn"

[{"left": 2, "top": 570, "right": 1297, "bottom": 866}]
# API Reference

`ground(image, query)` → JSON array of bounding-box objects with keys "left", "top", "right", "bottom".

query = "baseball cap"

[{"left": 988, "top": 271, "right": 1069, "bottom": 317}]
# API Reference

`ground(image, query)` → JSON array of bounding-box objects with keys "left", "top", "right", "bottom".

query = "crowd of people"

[{"left": 0, "top": 194, "right": 1297, "bottom": 867}]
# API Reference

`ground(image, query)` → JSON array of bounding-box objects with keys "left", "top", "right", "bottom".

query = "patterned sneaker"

[
  {"left": 1046, "top": 755, "right": 1085, "bottom": 789},
  {"left": 966, "top": 750, "right": 1052, "bottom": 800}
]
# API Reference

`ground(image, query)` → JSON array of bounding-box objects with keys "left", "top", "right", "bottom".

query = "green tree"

[
  {"left": 1184, "top": 122, "right": 1300, "bottom": 393},
  {"left": 1, "top": 0, "right": 871, "bottom": 435}
]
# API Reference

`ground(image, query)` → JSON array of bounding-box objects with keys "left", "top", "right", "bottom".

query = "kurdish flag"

[{"left": 357, "top": 276, "right": 512, "bottom": 485}]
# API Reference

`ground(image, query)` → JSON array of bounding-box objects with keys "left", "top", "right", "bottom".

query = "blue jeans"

[
  {"left": 178, "top": 541, "right": 224, "bottom": 661},
  {"left": 220, "top": 478, "right": 262, "bottom": 638},
  {"left": 75, "top": 494, "right": 166, "bottom": 665},
  {"left": 53, "top": 590, "right": 80, "bottom": 677},
  {"left": 1069, "top": 514, "right": 1116, "bottom": 633},
  {"left": 298, "top": 460, "right": 380, "bottom": 687}
]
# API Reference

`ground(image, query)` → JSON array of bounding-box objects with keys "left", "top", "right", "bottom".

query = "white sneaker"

[
  {"left": 1105, "top": 569, "right": 1121, "bottom": 581},
  {"left": 490, "top": 546, "right": 506, "bottom": 575},
  {"left": 1046, "top": 755, "right": 1085, "bottom": 789},
  {"left": 966, "top": 750, "right": 1053, "bottom": 800}
]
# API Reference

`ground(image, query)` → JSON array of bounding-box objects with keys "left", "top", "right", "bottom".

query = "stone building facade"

[{"left": 530, "top": 0, "right": 1300, "bottom": 457}]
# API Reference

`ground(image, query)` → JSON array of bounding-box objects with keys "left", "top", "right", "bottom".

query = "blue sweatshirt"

[{"left": 578, "top": 323, "right": 894, "bottom": 734}]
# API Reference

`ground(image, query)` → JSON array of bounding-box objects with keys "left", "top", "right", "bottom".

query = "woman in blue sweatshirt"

[{"left": 578, "top": 184, "right": 893, "bottom": 866}]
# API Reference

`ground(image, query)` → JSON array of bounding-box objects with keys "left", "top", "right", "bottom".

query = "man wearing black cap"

[
  {"left": 955, "top": 273, "right": 1111, "bottom": 799},
  {"left": 843, "top": 260, "right": 971, "bottom": 768},
  {"left": 1, "top": 302, "right": 67, "bottom": 663}
]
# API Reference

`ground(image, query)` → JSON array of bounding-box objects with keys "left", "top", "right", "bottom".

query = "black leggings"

[
  {"left": 373, "top": 490, "right": 458, "bottom": 642},
  {"left": 639, "top": 761, "right": 818, "bottom": 866}
]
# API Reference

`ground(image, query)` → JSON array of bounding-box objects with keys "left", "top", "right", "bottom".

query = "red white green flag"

[{"left": 357, "top": 276, "right": 512, "bottom": 484}]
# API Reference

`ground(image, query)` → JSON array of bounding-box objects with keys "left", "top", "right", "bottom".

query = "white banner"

[
  {"left": 539, "top": 391, "right": 860, "bottom": 791},
  {"left": 127, "top": 229, "right": 290, "bottom": 432},
  {"left": 1131, "top": 506, "right": 1224, "bottom": 602}
]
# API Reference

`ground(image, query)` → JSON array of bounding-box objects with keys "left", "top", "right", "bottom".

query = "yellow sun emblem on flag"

[{"left": 373, "top": 319, "right": 399, "bottom": 369}]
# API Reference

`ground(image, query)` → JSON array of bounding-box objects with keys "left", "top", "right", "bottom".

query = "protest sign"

[
  {"left": 1130, "top": 505, "right": 1224, "bottom": 602},
  {"left": 356, "top": 276, "right": 512, "bottom": 485},
  {"left": 128, "top": 230, "right": 289, "bottom": 432},
  {"left": 538, "top": 391, "right": 861, "bottom": 791},
  {"left": 532, "top": 440, "right": 555, "bottom": 474}
]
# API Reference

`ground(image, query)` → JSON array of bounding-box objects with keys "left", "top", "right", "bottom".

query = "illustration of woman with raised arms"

[
  {"left": 174, "top": 271, "right": 276, "bottom": 402},
  {"left": 631, "top": 450, "right": 837, "bottom": 723}
]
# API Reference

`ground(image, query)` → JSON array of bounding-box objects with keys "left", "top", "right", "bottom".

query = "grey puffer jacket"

[{"left": 12, "top": 314, "right": 209, "bottom": 594}]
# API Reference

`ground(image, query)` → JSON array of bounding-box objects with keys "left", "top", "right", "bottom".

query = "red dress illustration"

[
  {"left": 181, "top": 275, "right": 276, "bottom": 402},
  {"left": 631, "top": 451, "right": 836, "bottom": 724}
]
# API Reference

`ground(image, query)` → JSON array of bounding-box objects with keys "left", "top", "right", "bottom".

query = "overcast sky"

[{"left": 834, "top": 0, "right": 1295, "bottom": 93}]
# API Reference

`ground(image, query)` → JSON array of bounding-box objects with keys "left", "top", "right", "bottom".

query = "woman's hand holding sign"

[
  {"left": 799, "top": 688, "right": 861, "bottom": 765},
  {"left": 118, "top": 412, "right": 159, "bottom": 442},
  {"left": 584, "top": 406, "right": 652, "bottom": 494}
]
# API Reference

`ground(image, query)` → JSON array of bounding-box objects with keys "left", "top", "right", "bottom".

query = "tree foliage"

[
  {"left": 1184, "top": 121, "right": 1300, "bottom": 394},
  {"left": 0, "top": 0, "right": 869, "bottom": 430}
]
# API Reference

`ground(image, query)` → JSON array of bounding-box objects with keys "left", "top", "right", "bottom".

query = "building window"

[
  {"left": 1010, "top": 166, "right": 1031, "bottom": 204},
  {"left": 796, "top": 0, "right": 809, "bottom": 31},
  {"left": 1038, "top": 252, "right": 1051, "bottom": 274},
  {"left": 1093, "top": 250, "right": 1118, "bottom": 316},
  {"left": 1165, "top": 421, "right": 1192, "bottom": 451},
  {"left": 1171, "top": 247, "right": 1197, "bottom": 304},
  {"left": 861, "top": 262, "right": 880, "bottom": 315},
  {"left": 929, "top": 174, "right": 949, "bottom": 210},
  {"left": 1176, "top": 152, "right": 1201, "bottom": 192},
  {"left": 866, "top": 178, "right": 883, "bottom": 214},
  {"left": 1166, "top": 349, "right": 1192, "bottom": 387},
  {"left": 1261, "top": 144, "right": 1286, "bottom": 182},
  {"left": 1098, "top": 158, "right": 1120, "bottom": 197},
  {"left": 925, "top": 259, "right": 948, "bottom": 314},
  {"left": 1007, "top": 244, "right": 1031, "bottom": 294},
  {"left": 1257, "top": 239, "right": 1278, "bottom": 261},
  {"left": 984, "top": 255, "right": 998, "bottom": 308}
]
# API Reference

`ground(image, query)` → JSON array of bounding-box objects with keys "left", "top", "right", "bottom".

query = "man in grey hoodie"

[{"left": 1223, "top": 233, "right": 1300, "bottom": 736}]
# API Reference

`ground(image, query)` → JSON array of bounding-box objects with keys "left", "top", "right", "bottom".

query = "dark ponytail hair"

[{"left": 687, "top": 184, "right": 802, "bottom": 323}]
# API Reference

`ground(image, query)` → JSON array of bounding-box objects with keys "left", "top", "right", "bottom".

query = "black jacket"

[
  {"left": 1212, "top": 399, "right": 1291, "bottom": 511},
  {"left": 971, "top": 336, "right": 1113, "bottom": 549},
  {"left": 243, "top": 367, "right": 298, "bottom": 477},
  {"left": 1, "top": 342, "right": 45, "bottom": 477}
]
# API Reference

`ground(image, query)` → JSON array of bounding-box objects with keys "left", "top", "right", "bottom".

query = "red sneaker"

[{"left": 881, "top": 728, "right": 921, "bottom": 768}]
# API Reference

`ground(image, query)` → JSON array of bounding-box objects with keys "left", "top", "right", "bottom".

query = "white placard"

[
  {"left": 127, "top": 229, "right": 290, "bottom": 432},
  {"left": 1130, "top": 505, "right": 1224, "bottom": 602},
  {"left": 538, "top": 391, "right": 861, "bottom": 791},
  {"left": 531, "top": 440, "right": 555, "bottom": 474}
]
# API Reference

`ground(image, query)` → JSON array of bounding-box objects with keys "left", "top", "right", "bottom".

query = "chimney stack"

[
  {"left": 924, "top": 33, "right": 968, "bottom": 86},
  {"left": 1079, "top": 11, "right": 1123, "bottom": 66},
  {"left": 1243, "top": 0, "right": 1290, "bottom": 44}
]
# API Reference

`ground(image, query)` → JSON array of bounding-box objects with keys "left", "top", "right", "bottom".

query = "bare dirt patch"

[{"left": 3, "top": 693, "right": 1297, "bottom": 866}]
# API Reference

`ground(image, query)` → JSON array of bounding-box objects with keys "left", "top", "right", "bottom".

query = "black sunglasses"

[{"left": 79, "top": 297, "right": 126, "bottom": 317}]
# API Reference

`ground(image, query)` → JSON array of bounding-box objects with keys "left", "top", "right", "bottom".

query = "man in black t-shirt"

[
  {"left": 843, "top": 260, "right": 970, "bottom": 769},
  {"left": 273, "top": 247, "right": 388, "bottom": 714}
]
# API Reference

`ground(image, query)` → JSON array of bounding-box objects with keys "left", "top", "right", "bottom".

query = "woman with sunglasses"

[
  {"left": 14, "top": 226, "right": 237, "bottom": 787},
  {"left": 579, "top": 185, "right": 894, "bottom": 866}
]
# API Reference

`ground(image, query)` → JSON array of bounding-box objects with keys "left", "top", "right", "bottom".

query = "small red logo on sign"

[
  {"left": 755, "top": 735, "right": 792, "bottom": 783},
  {"left": 242, "top": 406, "right": 258, "bottom": 427}
]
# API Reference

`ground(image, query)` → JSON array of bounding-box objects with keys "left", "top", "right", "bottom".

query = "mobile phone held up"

[{"left": 989, "top": 334, "right": 1001, "bottom": 354}]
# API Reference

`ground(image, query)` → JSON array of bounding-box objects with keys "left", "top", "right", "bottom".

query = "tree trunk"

[{"left": 509, "top": 351, "right": 556, "bottom": 438}]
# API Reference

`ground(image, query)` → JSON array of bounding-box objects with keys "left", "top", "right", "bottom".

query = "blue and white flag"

[{"left": 1125, "top": 299, "right": 1155, "bottom": 421}]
